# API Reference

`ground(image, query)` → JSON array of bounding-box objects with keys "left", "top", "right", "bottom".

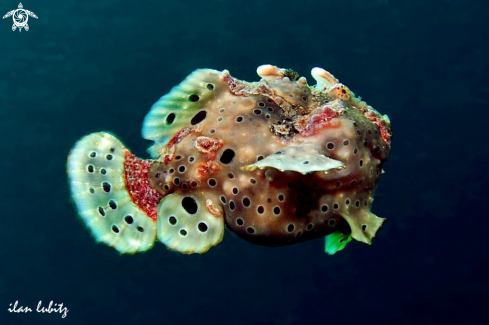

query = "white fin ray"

[
  {"left": 67, "top": 132, "right": 156, "bottom": 253},
  {"left": 243, "top": 143, "right": 344, "bottom": 175},
  {"left": 157, "top": 193, "right": 224, "bottom": 254},
  {"left": 142, "top": 69, "right": 221, "bottom": 158}
]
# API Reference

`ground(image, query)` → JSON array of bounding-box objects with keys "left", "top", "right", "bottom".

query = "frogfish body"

[{"left": 67, "top": 65, "right": 392, "bottom": 255}]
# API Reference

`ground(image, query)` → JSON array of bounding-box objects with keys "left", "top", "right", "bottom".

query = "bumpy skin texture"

[
  {"left": 67, "top": 65, "right": 392, "bottom": 254},
  {"left": 144, "top": 66, "right": 391, "bottom": 248}
]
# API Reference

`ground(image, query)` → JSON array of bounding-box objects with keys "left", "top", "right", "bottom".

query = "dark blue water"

[{"left": 1, "top": 0, "right": 488, "bottom": 324}]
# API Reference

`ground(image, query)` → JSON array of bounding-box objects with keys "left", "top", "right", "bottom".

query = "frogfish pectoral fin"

[
  {"left": 242, "top": 143, "right": 344, "bottom": 175},
  {"left": 325, "top": 210, "right": 385, "bottom": 254},
  {"left": 342, "top": 211, "right": 385, "bottom": 245}
]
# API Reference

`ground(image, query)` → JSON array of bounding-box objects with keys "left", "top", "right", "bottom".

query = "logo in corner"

[{"left": 3, "top": 3, "right": 37, "bottom": 32}]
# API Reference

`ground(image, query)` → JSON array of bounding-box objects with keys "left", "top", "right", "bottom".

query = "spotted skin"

[{"left": 67, "top": 65, "right": 392, "bottom": 254}]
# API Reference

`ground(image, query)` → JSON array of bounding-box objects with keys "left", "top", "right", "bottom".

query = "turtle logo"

[{"left": 3, "top": 3, "right": 37, "bottom": 32}]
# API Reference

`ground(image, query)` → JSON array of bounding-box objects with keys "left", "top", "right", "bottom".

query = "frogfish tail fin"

[{"left": 67, "top": 132, "right": 157, "bottom": 254}]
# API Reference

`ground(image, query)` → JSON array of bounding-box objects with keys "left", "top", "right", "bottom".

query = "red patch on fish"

[
  {"left": 194, "top": 136, "right": 224, "bottom": 160},
  {"left": 124, "top": 151, "right": 163, "bottom": 221},
  {"left": 300, "top": 106, "right": 340, "bottom": 136},
  {"left": 196, "top": 160, "right": 221, "bottom": 180}
]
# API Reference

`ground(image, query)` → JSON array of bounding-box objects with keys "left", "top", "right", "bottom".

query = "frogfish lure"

[{"left": 67, "top": 65, "right": 392, "bottom": 255}]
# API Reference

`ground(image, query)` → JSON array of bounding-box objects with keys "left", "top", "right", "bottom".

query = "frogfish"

[{"left": 67, "top": 65, "right": 392, "bottom": 255}]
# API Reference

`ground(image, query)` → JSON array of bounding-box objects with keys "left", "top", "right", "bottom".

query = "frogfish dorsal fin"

[
  {"left": 142, "top": 69, "right": 223, "bottom": 158},
  {"left": 67, "top": 132, "right": 156, "bottom": 253},
  {"left": 242, "top": 143, "right": 344, "bottom": 175}
]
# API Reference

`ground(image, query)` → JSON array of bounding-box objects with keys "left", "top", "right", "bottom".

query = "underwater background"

[{"left": 1, "top": 0, "right": 488, "bottom": 324}]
